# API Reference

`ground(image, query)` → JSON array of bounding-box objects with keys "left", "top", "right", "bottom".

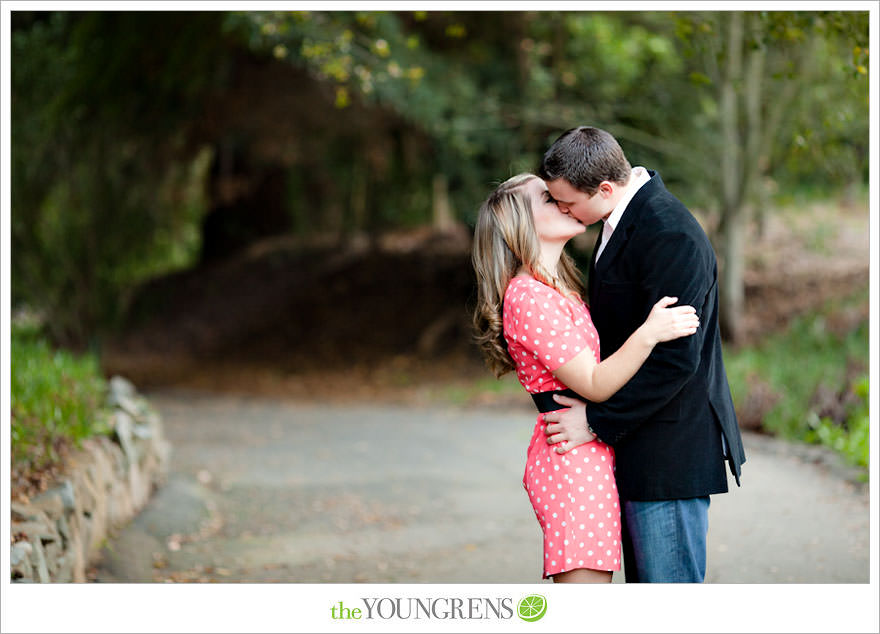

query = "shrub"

[
  {"left": 725, "top": 289, "right": 869, "bottom": 470},
  {"left": 805, "top": 375, "right": 869, "bottom": 468}
]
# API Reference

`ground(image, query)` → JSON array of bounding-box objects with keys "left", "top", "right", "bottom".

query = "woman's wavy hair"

[{"left": 471, "top": 173, "right": 585, "bottom": 377}]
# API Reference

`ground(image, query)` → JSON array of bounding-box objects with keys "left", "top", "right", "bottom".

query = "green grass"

[
  {"left": 724, "top": 288, "right": 869, "bottom": 470},
  {"left": 11, "top": 322, "right": 111, "bottom": 472},
  {"left": 439, "top": 371, "right": 524, "bottom": 406},
  {"left": 771, "top": 182, "right": 868, "bottom": 209}
]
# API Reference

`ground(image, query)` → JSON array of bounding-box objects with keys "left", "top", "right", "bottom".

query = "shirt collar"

[{"left": 603, "top": 166, "right": 651, "bottom": 231}]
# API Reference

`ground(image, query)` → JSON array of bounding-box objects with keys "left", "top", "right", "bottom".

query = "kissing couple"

[{"left": 472, "top": 126, "right": 746, "bottom": 583}]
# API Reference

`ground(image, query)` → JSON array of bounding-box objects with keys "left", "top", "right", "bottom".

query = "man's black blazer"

[{"left": 585, "top": 171, "right": 745, "bottom": 501}]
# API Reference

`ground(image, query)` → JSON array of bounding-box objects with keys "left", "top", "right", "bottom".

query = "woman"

[{"left": 472, "top": 173, "right": 699, "bottom": 583}]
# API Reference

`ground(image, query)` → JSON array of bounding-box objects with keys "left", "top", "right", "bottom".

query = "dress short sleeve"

[{"left": 504, "top": 278, "right": 592, "bottom": 374}]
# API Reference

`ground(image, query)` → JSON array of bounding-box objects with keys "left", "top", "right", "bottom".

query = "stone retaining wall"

[{"left": 10, "top": 376, "right": 170, "bottom": 582}]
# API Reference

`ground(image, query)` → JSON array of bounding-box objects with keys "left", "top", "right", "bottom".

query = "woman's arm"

[{"left": 552, "top": 296, "right": 699, "bottom": 403}]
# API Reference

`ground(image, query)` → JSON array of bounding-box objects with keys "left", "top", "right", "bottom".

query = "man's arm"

[{"left": 586, "top": 230, "right": 714, "bottom": 446}]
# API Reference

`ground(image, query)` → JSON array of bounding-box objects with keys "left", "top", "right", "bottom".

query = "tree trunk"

[
  {"left": 718, "top": 209, "right": 746, "bottom": 344},
  {"left": 743, "top": 14, "right": 766, "bottom": 239},
  {"left": 718, "top": 12, "right": 745, "bottom": 343},
  {"left": 350, "top": 160, "right": 367, "bottom": 232},
  {"left": 432, "top": 173, "right": 455, "bottom": 231}
]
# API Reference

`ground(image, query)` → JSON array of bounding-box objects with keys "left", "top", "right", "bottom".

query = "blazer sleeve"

[{"left": 586, "top": 229, "right": 714, "bottom": 445}]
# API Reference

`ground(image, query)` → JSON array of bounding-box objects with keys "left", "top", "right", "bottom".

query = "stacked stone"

[{"left": 10, "top": 376, "right": 171, "bottom": 582}]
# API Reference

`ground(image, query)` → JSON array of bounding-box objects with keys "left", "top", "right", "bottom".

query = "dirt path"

[{"left": 93, "top": 389, "right": 870, "bottom": 584}]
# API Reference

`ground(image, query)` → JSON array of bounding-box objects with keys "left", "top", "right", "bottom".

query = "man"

[{"left": 538, "top": 126, "right": 745, "bottom": 583}]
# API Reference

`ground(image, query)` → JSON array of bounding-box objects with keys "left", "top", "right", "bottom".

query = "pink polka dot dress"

[{"left": 502, "top": 275, "right": 621, "bottom": 577}]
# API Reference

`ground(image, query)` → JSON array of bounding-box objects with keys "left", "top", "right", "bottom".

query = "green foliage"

[
  {"left": 670, "top": 11, "right": 869, "bottom": 211},
  {"left": 11, "top": 323, "right": 111, "bottom": 472},
  {"left": 805, "top": 376, "right": 869, "bottom": 468},
  {"left": 226, "top": 10, "right": 542, "bottom": 220},
  {"left": 11, "top": 10, "right": 869, "bottom": 346},
  {"left": 229, "top": 10, "right": 868, "bottom": 220},
  {"left": 11, "top": 13, "right": 218, "bottom": 345},
  {"left": 725, "top": 289, "right": 869, "bottom": 468}
]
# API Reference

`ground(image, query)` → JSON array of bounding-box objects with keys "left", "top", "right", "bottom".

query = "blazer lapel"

[
  {"left": 587, "top": 225, "right": 602, "bottom": 304},
  {"left": 594, "top": 170, "right": 661, "bottom": 275}
]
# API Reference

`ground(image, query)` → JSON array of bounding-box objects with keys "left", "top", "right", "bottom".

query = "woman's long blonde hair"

[{"left": 472, "top": 173, "right": 585, "bottom": 377}]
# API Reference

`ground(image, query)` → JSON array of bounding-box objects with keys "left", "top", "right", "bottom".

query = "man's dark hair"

[{"left": 538, "top": 126, "right": 632, "bottom": 195}]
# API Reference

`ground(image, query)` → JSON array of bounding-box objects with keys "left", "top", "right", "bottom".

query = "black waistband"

[{"left": 530, "top": 389, "right": 582, "bottom": 413}]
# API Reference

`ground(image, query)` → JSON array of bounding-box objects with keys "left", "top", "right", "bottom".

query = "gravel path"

[{"left": 93, "top": 389, "right": 870, "bottom": 584}]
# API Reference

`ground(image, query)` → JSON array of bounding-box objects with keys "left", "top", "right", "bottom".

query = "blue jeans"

[{"left": 621, "top": 496, "right": 710, "bottom": 583}]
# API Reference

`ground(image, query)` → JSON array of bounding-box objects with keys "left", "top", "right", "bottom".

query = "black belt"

[{"left": 530, "top": 389, "right": 582, "bottom": 413}]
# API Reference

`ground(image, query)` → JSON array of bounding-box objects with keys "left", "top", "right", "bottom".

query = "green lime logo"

[{"left": 517, "top": 594, "right": 547, "bottom": 622}]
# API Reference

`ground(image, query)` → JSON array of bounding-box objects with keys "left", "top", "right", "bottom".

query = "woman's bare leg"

[{"left": 552, "top": 568, "right": 612, "bottom": 583}]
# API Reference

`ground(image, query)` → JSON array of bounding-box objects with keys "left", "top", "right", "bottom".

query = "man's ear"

[{"left": 597, "top": 181, "right": 615, "bottom": 198}]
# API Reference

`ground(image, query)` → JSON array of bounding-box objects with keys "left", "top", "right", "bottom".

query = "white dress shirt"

[{"left": 595, "top": 166, "right": 651, "bottom": 262}]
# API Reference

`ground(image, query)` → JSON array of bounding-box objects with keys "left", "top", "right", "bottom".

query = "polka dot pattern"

[
  {"left": 503, "top": 276, "right": 621, "bottom": 577},
  {"left": 503, "top": 277, "right": 600, "bottom": 392}
]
